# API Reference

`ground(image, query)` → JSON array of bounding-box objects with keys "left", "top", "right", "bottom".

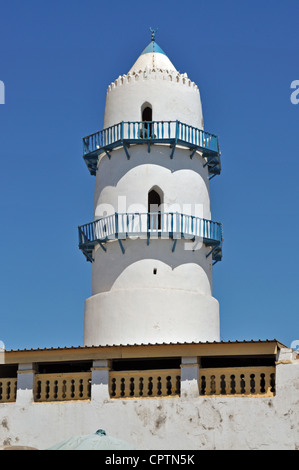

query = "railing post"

[
  {"left": 83, "top": 137, "right": 89, "bottom": 155},
  {"left": 16, "top": 363, "right": 36, "bottom": 405},
  {"left": 115, "top": 212, "right": 118, "bottom": 238},
  {"left": 91, "top": 360, "right": 111, "bottom": 401},
  {"left": 180, "top": 357, "right": 200, "bottom": 398}
]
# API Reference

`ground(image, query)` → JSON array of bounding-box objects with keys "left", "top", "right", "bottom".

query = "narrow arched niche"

[
  {"left": 141, "top": 102, "right": 152, "bottom": 121},
  {"left": 148, "top": 186, "right": 163, "bottom": 230},
  {"left": 141, "top": 103, "right": 153, "bottom": 138}
]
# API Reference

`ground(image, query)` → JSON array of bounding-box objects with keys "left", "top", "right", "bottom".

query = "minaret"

[{"left": 79, "top": 31, "right": 223, "bottom": 346}]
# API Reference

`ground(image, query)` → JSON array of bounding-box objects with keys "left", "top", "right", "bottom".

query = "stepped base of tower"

[{"left": 83, "top": 288, "right": 220, "bottom": 346}]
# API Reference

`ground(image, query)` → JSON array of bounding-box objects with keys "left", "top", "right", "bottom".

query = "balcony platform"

[
  {"left": 78, "top": 212, "right": 223, "bottom": 264},
  {"left": 82, "top": 121, "right": 221, "bottom": 178}
]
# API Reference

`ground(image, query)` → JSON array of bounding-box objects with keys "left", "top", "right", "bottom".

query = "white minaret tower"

[{"left": 79, "top": 30, "right": 223, "bottom": 346}]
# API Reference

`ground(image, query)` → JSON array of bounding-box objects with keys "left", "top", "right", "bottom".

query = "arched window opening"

[
  {"left": 142, "top": 106, "right": 152, "bottom": 121},
  {"left": 148, "top": 188, "right": 162, "bottom": 230},
  {"left": 141, "top": 104, "right": 153, "bottom": 138}
]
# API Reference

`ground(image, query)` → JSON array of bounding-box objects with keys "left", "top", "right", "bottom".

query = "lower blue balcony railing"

[
  {"left": 82, "top": 121, "right": 221, "bottom": 178},
  {"left": 78, "top": 212, "right": 223, "bottom": 264}
]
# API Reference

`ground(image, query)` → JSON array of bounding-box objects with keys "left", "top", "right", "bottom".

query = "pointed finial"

[{"left": 150, "top": 27, "right": 158, "bottom": 42}]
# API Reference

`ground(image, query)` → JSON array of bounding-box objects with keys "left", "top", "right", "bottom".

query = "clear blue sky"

[{"left": 0, "top": 0, "right": 298, "bottom": 350}]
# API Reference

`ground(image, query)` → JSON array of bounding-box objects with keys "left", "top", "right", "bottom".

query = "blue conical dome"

[
  {"left": 141, "top": 41, "right": 167, "bottom": 56},
  {"left": 129, "top": 39, "right": 177, "bottom": 73}
]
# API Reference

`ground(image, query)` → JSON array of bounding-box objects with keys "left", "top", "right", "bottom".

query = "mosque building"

[{"left": 0, "top": 32, "right": 298, "bottom": 450}]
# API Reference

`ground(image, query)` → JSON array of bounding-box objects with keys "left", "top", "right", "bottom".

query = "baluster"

[
  {"left": 156, "top": 376, "right": 161, "bottom": 396},
  {"left": 166, "top": 376, "right": 173, "bottom": 396},
  {"left": 80, "top": 376, "right": 85, "bottom": 399},
  {"left": 240, "top": 374, "right": 246, "bottom": 394},
  {"left": 120, "top": 377, "right": 126, "bottom": 397},
  {"left": 220, "top": 374, "right": 226, "bottom": 394},
  {"left": 111, "top": 378, "right": 116, "bottom": 397},
  {"left": 260, "top": 373, "right": 266, "bottom": 394},
  {"left": 270, "top": 373, "right": 275, "bottom": 394},
  {"left": 35, "top": 380, "right": 41, "bottom": 401},
  {"left": 200, "top": 375, "right": 206, "bottom": 396},
  {"left": 79, "top": 379, "right": 83, "bottom": 399},
  {"left": 139, "top": 377, "right": 144, "bottom": 397},
  {"left": 54, "top": 380, "right": 58, "bottom": 400},
  {"left": 230, "top": 375, "right": 236, "bottom": 395},
  {"left": 147, "top": 376, "right": 153, "bottom": 396},
  {"left": 210, "top": 375, "right": 216, "bottom": 395},
  {"left": 45, "top": 380, "right": 50, "bottom": 400},
  {"left": 250, "top": 374, "right": 256, "bottom": 394}
]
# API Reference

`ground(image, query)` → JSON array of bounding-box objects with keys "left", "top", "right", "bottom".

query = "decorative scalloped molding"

[{"left": 107, "top": 67, "right": 199, "bottom": 94}]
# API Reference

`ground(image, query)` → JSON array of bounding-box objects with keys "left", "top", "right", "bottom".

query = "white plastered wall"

[{"left": 104, "top": 69, "right": 204, "bottom": 129}]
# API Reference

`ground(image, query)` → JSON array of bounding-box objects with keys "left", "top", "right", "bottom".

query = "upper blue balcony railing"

[
  {"left": 82, "top": 121, "right": 221, "bottom": 178},
  {"left": 78, "top": 212, "right": 223, "bottom": 264}
]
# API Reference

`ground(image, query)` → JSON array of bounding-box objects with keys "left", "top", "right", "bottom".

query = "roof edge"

[{"left": 2, "top": 340, "right": 286, "bottom": 365}]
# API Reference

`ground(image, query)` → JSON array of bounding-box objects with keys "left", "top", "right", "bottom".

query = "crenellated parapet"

[{"left": 107, "top": 67, "right": 199, "bottom": 94}]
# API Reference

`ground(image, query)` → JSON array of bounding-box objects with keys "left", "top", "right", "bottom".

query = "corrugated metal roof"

[{"left": 5, "top": 339, "right": 286, "bottom": 353}]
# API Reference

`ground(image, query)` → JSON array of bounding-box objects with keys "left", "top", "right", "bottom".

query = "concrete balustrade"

[{"left": 0, "top": 357, "right": 281, "bottom": 403}]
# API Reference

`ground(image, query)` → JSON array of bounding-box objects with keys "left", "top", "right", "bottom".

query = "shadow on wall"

[{"left": 91, "top": 239, "right": 212, "bottom": 295}]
